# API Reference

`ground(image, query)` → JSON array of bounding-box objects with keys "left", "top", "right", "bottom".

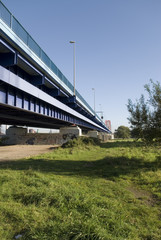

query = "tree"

[
  {"left": 114, "top": 125, "right": 130, "bottom": 139},
  {"left": 127, "top": 80, "right": 161, "bottom": 142}
]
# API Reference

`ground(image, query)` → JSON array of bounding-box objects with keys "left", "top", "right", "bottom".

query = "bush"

[{"left": 62, "top": 137, "right": 100, "bottom": 149}]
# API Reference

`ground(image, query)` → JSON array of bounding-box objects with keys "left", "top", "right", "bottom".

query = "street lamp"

[
  {"left": 69, "top": 41, "right": 76, "bottom": 96},
  {"left": 92, "top": 88, "right": 95, "bottom": 113}
]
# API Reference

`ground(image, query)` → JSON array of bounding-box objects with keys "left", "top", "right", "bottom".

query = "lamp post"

[
  {"left": 92, "top": 88, "right": 95, "bottom": 113},
  {"left": 69, "top": 41, "right": 76, "bottom": 96}
]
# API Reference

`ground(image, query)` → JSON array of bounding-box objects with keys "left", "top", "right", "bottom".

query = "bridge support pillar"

[
  {"left": 98, "top": 132, "right": 114, "bottom": 141},
  {"left": 60, "top": 126, "right": 82, "bottom": 138},
  {"left": 87, "top": 131, "right": 113, "bottom": 141},
  {"left": 5, "top": 126, "right": 27, "bottom": 145},
  {"left": 87, "top": 130, "right": 98, "bottom": 138},
  {"left": 6, "top": 126, "right": 27, "bottom": 136}
]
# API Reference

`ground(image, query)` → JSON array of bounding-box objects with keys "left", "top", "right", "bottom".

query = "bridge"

[{"left": 0, "top": 2, "right": 111, "bottom": 134}]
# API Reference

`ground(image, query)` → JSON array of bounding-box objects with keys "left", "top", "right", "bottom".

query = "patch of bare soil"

[
  {"left": 127, "top": 186, "right": 157, "bottom": 206},
  {"left": 0, "top": 145, "right": 59, "bottom": 161}
]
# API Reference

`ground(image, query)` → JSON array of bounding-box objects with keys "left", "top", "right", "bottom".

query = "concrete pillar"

[
  {"left": 98, "top": 132, "right": 104, "bottom": 141},
  {"left": 60, "top": 126, "right": 82, "bottom": 137},
  {"left": 87, "top": 130, "right": 98, "bottom": 138},
  {"left": 98, "top": 132, "right": 114, "bottom": 141},
  {"left": 6, "top": 126, "right": 27, "bottom": 136},
  {"left": 5, "top": 126, "right": 28, "bottom": 145}
]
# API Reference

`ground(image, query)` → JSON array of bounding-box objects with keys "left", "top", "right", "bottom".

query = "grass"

[{"left": 0, "top": 138, "right": 161, "bottom": 240}]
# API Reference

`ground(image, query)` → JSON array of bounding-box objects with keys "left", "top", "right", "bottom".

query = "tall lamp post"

[
  {"left": 92, "top": 88, "right": 95, "bottom": 113},
  {"left": 69, "top": 41, "right": 76, "bottom": 96}
]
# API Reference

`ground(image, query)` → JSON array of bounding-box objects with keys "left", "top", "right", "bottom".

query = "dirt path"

[{"left": 0, "top": 145, "right": 58, "bottom": 161}]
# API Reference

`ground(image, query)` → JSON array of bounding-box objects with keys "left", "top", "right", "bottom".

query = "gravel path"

[{"left": 0, "top": 145, "right": 57, "bottom": 161}]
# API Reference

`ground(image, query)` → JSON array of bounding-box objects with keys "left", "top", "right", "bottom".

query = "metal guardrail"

[{"left": 0, "top": 1, "right": 105, "bottom": 126}]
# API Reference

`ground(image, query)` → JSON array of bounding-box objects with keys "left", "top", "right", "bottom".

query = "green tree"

[
  {"left": 114, "top": 125, "right": 130, "bottom": 139},
  {"left": 127, "top": 80, "right": 161, "bottom": 142}
]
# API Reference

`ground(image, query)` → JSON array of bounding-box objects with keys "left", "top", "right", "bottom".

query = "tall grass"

[{"left": 0, "top": 138, "right": 160, "bottom": 239}]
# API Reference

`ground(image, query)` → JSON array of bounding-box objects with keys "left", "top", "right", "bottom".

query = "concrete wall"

[
  {"left": 4, "top": 127, "right": 76, "bottom": 145},
  {"left": 2, "top": 126, "right": 113, "bottom": 145}
]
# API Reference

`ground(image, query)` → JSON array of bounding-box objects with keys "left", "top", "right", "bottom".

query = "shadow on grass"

[
  {"left": 100, "top": 140, "right": 144, "bottom": 149},
  {"left": 0, "top": 154, "right": 160, "bottom": 180}
]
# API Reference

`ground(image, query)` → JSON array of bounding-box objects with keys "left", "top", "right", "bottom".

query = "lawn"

[{"left": 0, "top": 138, "right": 160, "bottom": 240}]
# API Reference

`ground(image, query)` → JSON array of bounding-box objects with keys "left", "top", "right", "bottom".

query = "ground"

[
  {"left": 0, "top": 140, "right": 160, "bottom": 239},
  {"left": 0, "top": 145, "right": 57, "bottom": 161}
]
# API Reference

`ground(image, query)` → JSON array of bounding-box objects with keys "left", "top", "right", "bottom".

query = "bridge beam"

[
  {"left": 0, "top": 52, "right": 18, "bottom": 67},
  {"left": 49, "top": 88, "right": 61, "bottom": 97},
  {"left": 31, "top": 75, "right": 45, "bottom": 86}
]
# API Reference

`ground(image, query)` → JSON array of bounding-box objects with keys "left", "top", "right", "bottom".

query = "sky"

[{"left": 2, "top": 0, "right": 161, "bottom": 132}]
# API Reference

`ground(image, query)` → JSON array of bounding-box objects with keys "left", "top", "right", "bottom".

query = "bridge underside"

[
  {"left": 0, "top": 66, "right": 107, "bottom": 132},
  {"left": 0, "top": 104, "right": 72, "bottom": 129},
  {"left": 0, "top": 36, "right": 109, "bottom": 132},
  {"left": 0, "top": 37, "right": 98, "bottom": 125}
]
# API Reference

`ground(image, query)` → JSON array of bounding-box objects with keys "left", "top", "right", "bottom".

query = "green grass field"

[{"left": 0, "top": 138, "right": 160, "bottom": 240}]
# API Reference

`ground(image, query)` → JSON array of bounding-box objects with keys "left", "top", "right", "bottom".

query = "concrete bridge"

[{"left": 0, "top": 2, "right": 111, "bottom": 135}]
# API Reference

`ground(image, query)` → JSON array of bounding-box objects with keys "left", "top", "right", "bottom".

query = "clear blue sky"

[{"left": 2, "top": 0, "right": 161, "bottom": 131}]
